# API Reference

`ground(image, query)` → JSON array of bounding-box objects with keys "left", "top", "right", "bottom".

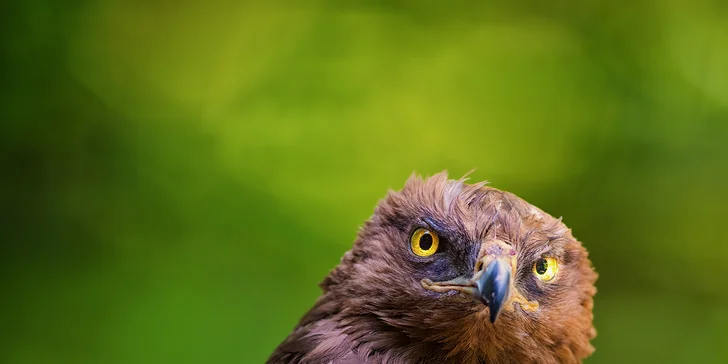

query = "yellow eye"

[
  {"left": 533, "top": 257, "right": 559, "bottom": 281},
  {"left": 410, "top": 228, "right": 439, "bottom": 257}
]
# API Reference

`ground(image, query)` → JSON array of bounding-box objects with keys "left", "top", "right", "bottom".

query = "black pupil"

[
  {"left": 419, "top": 233, "right": 433, "bottom": 250},
  {"left": 535, "top": 259, "right": 548, "bottom": 274}
]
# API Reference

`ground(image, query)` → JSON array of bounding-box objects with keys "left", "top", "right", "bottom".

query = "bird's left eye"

[
  {"left": 533, "top": 257, "right": 559, "bottom": 281},
  {"left": 410, "top": 228, "right": 439, "bottom": 257}
]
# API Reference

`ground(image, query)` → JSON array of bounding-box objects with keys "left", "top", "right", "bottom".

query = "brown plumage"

[{"left": 268, "top": 172, "right": 597, "bottom": 364}]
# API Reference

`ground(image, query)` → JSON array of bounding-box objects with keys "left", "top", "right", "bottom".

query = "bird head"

[{"left": 323, "top": 172, "right": 597, "bottom": 362}]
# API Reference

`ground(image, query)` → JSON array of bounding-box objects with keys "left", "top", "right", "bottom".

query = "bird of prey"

[{"left": 268, "top": 172, "right": 597, "bottom": 364}]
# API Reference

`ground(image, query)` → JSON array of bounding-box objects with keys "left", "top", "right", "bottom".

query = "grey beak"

[{"left": 475, "top": 258, "right": 512, "bottom": 323}]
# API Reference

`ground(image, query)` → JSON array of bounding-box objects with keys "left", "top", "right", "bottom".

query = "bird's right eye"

[
  {"left": 533, "top": 257, "right": 559, "bottom": 281},
  {"left": 410, "top": 228, "right": 439, "bottom": 257}
]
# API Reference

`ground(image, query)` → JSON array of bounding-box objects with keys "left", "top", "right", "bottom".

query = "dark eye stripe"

[{"left": 422, "top": 217, "right": 449, "bottom": 236}]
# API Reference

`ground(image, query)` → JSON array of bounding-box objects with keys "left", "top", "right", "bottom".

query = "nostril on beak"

[{"left": 474, "top": 260, "right": 484, "bottom": 273}]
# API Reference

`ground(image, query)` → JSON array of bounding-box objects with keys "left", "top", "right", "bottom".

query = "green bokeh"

[{"left": 2, "top": 1, "right": 727, "bottom": 363}]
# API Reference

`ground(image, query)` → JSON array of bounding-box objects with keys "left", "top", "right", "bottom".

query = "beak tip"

[
  {"left": 476, "top": 258, "right": 511, "bottom": 325},
  {"left": 485, "top": 297, "right": 502, "bottom": 324}
]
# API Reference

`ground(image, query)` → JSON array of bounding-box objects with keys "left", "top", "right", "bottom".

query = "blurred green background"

[{"left": 2, "top": 1, "right": 727, "bottom": 363}]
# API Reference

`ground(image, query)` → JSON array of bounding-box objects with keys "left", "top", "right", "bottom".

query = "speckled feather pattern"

[{"left": 268, "top": 172, "right": 597, "bottom": 364}]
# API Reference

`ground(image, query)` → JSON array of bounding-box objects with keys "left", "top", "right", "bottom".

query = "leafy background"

[{"left": 2, "top": 1, "right": 727, "bottom": 363}]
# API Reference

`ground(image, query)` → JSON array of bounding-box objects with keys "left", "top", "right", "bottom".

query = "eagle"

[{"left": 268, "top": 172, "right": 597, "bottom": 363}]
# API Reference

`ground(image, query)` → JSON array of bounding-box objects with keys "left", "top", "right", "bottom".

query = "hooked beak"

[
  {"left": 421, "top": 256, "right": 514, "bottom": 323},
  {"left": 475, "top": 257, "right": 512, "bottom": 323}
]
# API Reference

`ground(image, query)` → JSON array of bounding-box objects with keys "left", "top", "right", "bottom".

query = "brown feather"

[{"left": 268, "top": 171, "right": 597, "bottom": 364}]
